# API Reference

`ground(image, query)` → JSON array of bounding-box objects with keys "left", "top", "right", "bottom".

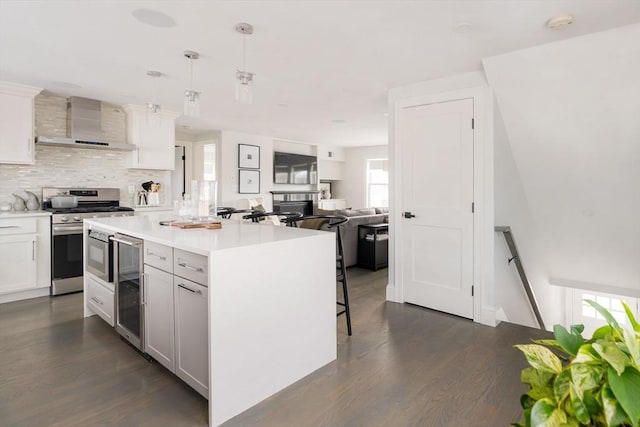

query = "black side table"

[{"left": 357, "top": 223, "right": 389, "bottom": 271}]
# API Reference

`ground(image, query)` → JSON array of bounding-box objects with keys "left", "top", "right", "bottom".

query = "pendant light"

[
  {"left": 183, "top": 50, "right": 200, "bottom": 117},
  {"left": 235, "top": 23, "right": 255, "bottom": 104},
  {"left": 146, "top": 70, "right": 162, "bottom": 127}
]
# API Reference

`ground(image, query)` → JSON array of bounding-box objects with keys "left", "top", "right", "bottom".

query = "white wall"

[
  {"left": 484, "top": 23, "right": 640, "bottom": 311},
  {"left": 493, "top": 102, "right": 562, "bottom": 328},
  {"left": 334, "top": 145, "right": 388, "bottom": 209},
  {"left": 219, "top": 131, "right": 274, "bottom": 210}
]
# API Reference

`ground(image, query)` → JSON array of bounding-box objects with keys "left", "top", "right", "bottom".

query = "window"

[
  {"left": 203, "top": 143, "right": 216, "bottom": 181},
  {"left": 366, "top": 159, "right": 389, "bottom": 208},
  {"left": 568, "top": 288, "right": 639, "bottom": 336}
]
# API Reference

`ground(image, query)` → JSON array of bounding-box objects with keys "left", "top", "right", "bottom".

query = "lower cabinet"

[
  {"left": 86, "top": 275, "right": 115, "bottom": 326},
  {"left": 0, "top": 234, "right": 36, "bottom": 293},
  {"left": 144, "top": 265, "right": 175, "bottom": 372},
  {"left": 174, "top": 277, "right": 209, "bottom": 397},
  {"left": 142, "top": 244, "right": 208, "bottom": 398}
]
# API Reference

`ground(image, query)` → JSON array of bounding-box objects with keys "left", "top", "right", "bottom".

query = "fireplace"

[{"left": 270, "top": 191, "right": 320, "bottom": 216}]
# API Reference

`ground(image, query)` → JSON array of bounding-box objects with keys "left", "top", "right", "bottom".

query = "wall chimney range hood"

[{"left": 36, "top": 97, "right": 136, "bottom": 151}]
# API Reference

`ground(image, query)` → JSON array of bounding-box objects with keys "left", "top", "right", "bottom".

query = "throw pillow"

[
  {"left": 374, "top": 207, "right": 389, "bottom": 214},
  {"left": 252, "top": 204, "right": 266, "bottom": 212}
]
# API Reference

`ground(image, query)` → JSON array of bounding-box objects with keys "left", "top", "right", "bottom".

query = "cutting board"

[{"left": 170, "top": 221, "right": 222, "bottom": 229}]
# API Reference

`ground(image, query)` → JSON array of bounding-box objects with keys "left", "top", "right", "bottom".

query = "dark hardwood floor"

[{"left": 0, "top": 269, "right": 548, "bottom": 426}]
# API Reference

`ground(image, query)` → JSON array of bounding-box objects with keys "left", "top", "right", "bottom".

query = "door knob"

[{"left": 403, "top": 212, "right": 416, "bottom": 219}]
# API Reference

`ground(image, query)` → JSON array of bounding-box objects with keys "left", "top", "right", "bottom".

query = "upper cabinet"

[
  {"left": 0, "top": 81, "right": 42, "bottom": 165},
  {"left": 124, "top": 105, "right": 179, "bottom": 170},
  {"left": 317, "top": 145, "right": 345, "bottom": 162},
  {"left": 317, "top": 144, "right": 345, "bottom": 180}
]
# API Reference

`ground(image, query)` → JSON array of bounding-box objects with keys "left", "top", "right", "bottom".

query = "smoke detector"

[{"left": 546, "top": 13, "right": 574, "bottom": 30}]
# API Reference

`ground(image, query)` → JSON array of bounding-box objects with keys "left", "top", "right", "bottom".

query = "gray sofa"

[{"left": 318, "top": 208, "right": 388, "bottom": 268}]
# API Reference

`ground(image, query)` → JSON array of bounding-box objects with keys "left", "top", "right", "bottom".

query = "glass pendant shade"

[
  {"left": 146, "top": 102, "right": 161, "bottom": 127},
  {"left": 235, "top": 71, "right": 254, "bottom": 104},
  {"left": 183, "top": 89, "right": 200, "bottom": 118}
]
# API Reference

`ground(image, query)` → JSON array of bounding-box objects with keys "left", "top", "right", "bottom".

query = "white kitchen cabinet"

[
  {"left": 0, "top": 215, "right": 50, "bottom": 299},
  {"left": 0, "top": 81, "right": 42, "bottom": 165},
  {"left": 144, "top": 264, "right": 175, "bottom": 372},
  {"left": 319, "top": 159, "right": 344, "bottom": 180},
  {"left": 86, "top": 275, "right": 115, "bottom": 326},
  {"left": 0, "top": 234, "right": 36, "bottom": 293},
  {"left": 124, "top": 105, "right": 179, "bottom": 170},
  {"left": 174, "top": 276, "right": 208, "bottom": 397}
]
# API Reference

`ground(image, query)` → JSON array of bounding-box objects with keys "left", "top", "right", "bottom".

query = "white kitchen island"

[{"left": 83, "top": 216, "right": 337, "bottom": 426}]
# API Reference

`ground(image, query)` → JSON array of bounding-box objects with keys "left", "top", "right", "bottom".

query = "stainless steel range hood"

[{"left": 36, "top": 97, "right": 136, "bottom": 151}]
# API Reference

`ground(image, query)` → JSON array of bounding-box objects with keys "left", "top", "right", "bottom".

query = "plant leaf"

[
  {"left": 586, "top": 300, "right": 620, "bottom": 330},
  {"left": 573, "top": 344, "right": 599, "bottom": 363},
  {"left": 608, "top": 365, "right": 640, "bottom": 427},
  {"left": 534, "top": 339, "right": 571, "bottom": 355},
  {"left": 515, "top": 344, "right": 563, "bottom": 374},
  {"left": 569, "top": 383, "right": 591, "bottom": 424},
  {"left": 622, "top": 328, "right": 640, "bottom": 370},
  {"left": 602, "top": 384, "right": 632, "bottom": 427},
  {"left": 553, "top": 369, "right": 572, "bottom": 403},
  {"left": 592, "top": 325, "right": 616, "bottom": 341},
  {"left": 531, "top": 398, "right": 568, "bottom": 427},
  {"left": 554, "top": 324, "right": 585, "bottom": 356},
  {"left": 570, "top": 324, "right": 585, "bottom": 335},
  {"left": 529, "top": 386, "right": 555, "bottom": 401},
  {"left": 522, "top": 367, "right": 554, "bottom": 388},
  {"left": 622, "top": 302, "right": 640, "bottom": 333},
  {"left": 570, "top": 363, "right": 604, "bottom": 392},
  {"left": 582, "top": 390, "right": 601, "bottom": 419},
  {"left": 521, "top": 393, "right": 536, "bottom": 410},
  {"left": 593, "top": 341, "right": 631, "bottom": 376}
]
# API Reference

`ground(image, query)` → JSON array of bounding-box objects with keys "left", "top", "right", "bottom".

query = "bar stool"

[
  {"left": 242, "top": 211, "right": 302, "bottom": 226},
  {"left": 283, "top": 214, "right": 352, "bottom": 336}
]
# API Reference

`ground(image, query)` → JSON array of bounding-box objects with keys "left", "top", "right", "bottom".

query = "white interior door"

[{"left": 399, "top": 98, "right": 474, "bottom": 319}]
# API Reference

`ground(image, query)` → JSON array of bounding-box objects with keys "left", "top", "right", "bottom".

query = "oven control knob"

[
  {"left": 60, "top": 216, "right": 69, "bottom": 222},
  {"left": 73, "top": 216, "right": 81, "bottom": 222}
]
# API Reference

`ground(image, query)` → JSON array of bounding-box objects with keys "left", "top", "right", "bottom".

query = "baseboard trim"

[{"left": 0, "top": 287, "right": 50, "bottom": 304}]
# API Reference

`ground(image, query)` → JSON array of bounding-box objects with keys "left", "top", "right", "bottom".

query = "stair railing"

[{"left": 495, "top": 226, "right": 546, "bottom": 330}]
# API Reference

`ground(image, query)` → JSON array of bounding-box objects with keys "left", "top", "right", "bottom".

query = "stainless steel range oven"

[{"left": 43, "top": 187, "right": 134, "bottom": 296}]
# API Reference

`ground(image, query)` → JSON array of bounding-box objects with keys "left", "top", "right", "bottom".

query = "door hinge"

[
  {"left": 181, "top": 155, "right": 185, "bottom": 161},
  {"left": 471, "top": 202, "right": 475, "bottom": 213},
  {"left": 472, "top": 285, "right": 474, "bottom": 297},
  {"left": 471, "top": 118, "right": 475, "bottom": 129}
]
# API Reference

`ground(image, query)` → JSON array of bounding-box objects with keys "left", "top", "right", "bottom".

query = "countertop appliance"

[
  {"left": 112, "top": 233, "right": 144, "bottom": 350},
  {"left": 43, "top": 187, "right": 134, "bottom": 296}
]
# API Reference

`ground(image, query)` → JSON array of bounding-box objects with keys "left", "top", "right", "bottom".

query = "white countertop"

[
  {"left": 85, "top": 216, "right": 327, "bottom": 256},
  {"left": 0, "top": 210, "right": 51, "bottom": 218},
  {"left": 130, "top": 205, "right": 174, "bottom": 212}
]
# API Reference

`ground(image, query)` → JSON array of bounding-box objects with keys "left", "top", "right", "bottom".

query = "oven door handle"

[
  {"left": 110, "top": 236, "right": 142, "bottom": 247},
  {"left": 52, "top": 225, "right": 84, "bottom": 235}
]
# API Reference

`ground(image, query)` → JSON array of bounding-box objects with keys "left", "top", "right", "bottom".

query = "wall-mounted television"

[{"left": 273, "top": 152, "right": 318, "bottom": 185}]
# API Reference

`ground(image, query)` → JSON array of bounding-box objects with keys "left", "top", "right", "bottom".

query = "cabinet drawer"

[
  {"left": 87, "top": 276, "right": 115, "bottom": 327},
  {"left": 0, "top": 218, "right": 36, "bottom": 235},
  {"left": 174, "top": 249, "right": 208, "bottom": 286},
  {"left": 144, "top": 241, "right": 173, "bottom": 273}
]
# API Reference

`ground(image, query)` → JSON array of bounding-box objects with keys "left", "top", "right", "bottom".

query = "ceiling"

[{"left": 1, "top": 1, "right": 639, "bottom": 147}]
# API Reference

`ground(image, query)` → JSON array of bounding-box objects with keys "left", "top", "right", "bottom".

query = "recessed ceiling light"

[
  {"left": 452, "top": 22, "right": 473, "bottom": 33},
  {"left": 331, "top": 119, "right": 346, "bottom": 124},
  {"left": 132, "top": 9, "right": 176, "bottom": 28},
  {"left": 546, "top": 13, "right": 573, "bottom": 30},
  {"left": 51, "top": 81, "right": 82, "bottom": 89}
]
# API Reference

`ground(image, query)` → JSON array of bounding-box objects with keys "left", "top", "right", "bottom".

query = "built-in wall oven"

[
  {"left": 112, "top": 233, "right": 145, "bottom": 350},
  {"left": 86, "top": 228, "right": 114, "bottom": 283}
]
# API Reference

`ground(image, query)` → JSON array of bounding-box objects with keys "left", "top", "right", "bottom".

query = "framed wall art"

[
  {"left": 239, "top": 169, "right": 260, "bottom": 194},
  {"left": 238, "top": 144, "right": 260, "bottom": 169}
]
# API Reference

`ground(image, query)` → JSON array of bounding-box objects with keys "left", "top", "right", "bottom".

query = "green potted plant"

[{"left": 513, "top": 300, "right": 640, "bottom": 427}]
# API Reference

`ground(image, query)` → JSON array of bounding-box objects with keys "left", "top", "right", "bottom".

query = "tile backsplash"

[{"left": 0, "top": 93, "right": 171, "bottom": 208}]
